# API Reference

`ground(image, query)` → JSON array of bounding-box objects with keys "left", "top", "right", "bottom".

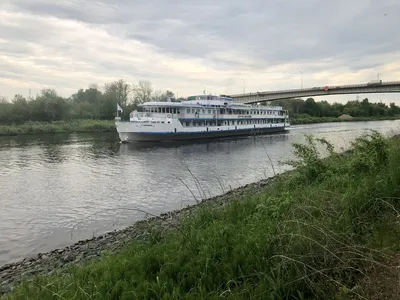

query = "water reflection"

[
  {"left": 118, "top": 132, "right": 290, "bottom": 155},
  {"left": 0, "top": 133, "right": 74, "bottom": 149}
]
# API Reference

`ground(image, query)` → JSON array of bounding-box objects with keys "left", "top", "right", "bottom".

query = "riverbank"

[
  {"left": 1, "top": 116, "right": 399, "bottom": 136},
  {"left": 0, "top": 119, "right": 115, "bottom": 136},
  {"left": 0, "top": 177, "right": 278, "bottom": 295},
  {"left": 2, "top": 131, "right": 400, "bottom": 299},
  {"left": 290, "top": 115, "right": 400, "bottom": 125}
]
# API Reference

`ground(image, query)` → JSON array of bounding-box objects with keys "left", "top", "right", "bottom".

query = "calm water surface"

[{"left": 1, "top": 120, "right": 399, "bottom": 266}]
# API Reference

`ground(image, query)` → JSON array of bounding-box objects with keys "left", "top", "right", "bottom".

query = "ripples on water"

[{"left": 0, "top": 120, "right": 399, "bottom": 266}]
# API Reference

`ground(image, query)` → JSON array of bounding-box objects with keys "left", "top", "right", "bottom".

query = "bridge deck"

[{"left": 228, "top": 81, "right": 400, "bottom": 104}]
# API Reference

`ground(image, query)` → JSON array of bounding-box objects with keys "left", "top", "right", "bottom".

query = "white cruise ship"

[{"left": 115, "top": 94, "right": 290, "bottom": 142}]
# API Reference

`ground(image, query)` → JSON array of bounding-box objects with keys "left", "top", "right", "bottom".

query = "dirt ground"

[{"left": 360, "top": 254, "right": 400, "bottom": 300}]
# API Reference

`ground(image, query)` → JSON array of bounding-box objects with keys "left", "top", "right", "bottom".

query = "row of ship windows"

[
  {"left": 182, "top": 119, "right": 287, "bottom": 127},
  {"left": 143, "top": 107, "right": 285, "bottom": 115}
]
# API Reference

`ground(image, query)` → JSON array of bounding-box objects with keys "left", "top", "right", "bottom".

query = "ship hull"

[{"left": 117, "top": 126, "right": 289, "bottom": 143}]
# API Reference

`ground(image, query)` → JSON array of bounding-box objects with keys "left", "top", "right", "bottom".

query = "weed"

[{"left": 3, "top": 132, "right": 400, "bottom": 300}]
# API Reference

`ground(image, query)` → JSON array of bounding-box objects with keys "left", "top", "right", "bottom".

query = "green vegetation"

[
  {"left": 0, "top": 79, "right": 184, "bottom": 136},
  {"left": 4, "top": 131, "right": 400, "bottom": 299},
  {"left": 291, "top": 115, "right": 400, "bottom": 125},
  {"left": 0, "top": 80, "right": 182, "bottom": 126},
  {"left": 272, "top": 97, "right": 400, "bottom": 119},
  {"left": 0, "top": 120, "right": 114, "bottom": 136},
  {"left": 0, "top": 79, "right": 398, "bottom": 136}
]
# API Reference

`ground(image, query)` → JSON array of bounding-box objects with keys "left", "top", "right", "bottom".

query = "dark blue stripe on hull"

[{"left": 121, "top": 127, "right": 288, "bottom": 142}]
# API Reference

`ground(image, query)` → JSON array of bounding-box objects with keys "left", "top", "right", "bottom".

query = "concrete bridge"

[{"left": 228, "top": 81, "right": 400, "bottom": 104}]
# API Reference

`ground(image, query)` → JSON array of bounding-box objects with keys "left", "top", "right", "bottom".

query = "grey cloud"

[
  {"left": 204, "top": 1, "right": 400, "bottom": 65},
  {"left": 104, "top": 0, "right": 400, "bottom": 70},
  {"left": 1, "top": 0, "right": 399, "bottom": 96},
  {"left": 0, "top": 73, "right": 21, "bottom": 81},
  {"left": 345, "top": 61, "right": 383, "bottom": 72},
  {"left": 5, "top": 0, "right": 203, "bottom": 25},
  {"left": 7, "top": 0, "right": 399, "bottom": 65},
  {"left": 4, "top": 0, "right": 120, "bottom": 24},
  {"left": 0, "top": 42, "right": 34, "bottom": 57}
]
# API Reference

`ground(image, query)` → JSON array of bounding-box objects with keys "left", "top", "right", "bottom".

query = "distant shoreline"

[
  {"left": 290, "top": 115, "right": 400, "bottom": 125},
  {"left": 0, "top": 119, "right": 115, "bottom": 136},
  {"left": 0, "top": 116, "right": 399, "bottom": 136}
]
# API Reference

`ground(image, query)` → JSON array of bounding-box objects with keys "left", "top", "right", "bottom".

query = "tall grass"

[
  {"left": 0, "top": 119, "right": 115, "bottom": 136},
  {"left": 3, "top": 131, "right": 400, "bottom": 299}
]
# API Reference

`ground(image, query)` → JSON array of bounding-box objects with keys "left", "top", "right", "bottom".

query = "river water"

[{"left": 0, "top": 120, "right": 399, "bottom": 266}]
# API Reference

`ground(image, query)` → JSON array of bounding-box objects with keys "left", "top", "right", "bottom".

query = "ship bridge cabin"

[{"left": 129, "top": 95, "right": 289, "bottom": 127}]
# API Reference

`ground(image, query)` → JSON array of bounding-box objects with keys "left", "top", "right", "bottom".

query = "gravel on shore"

[{"left": 0, "top": 176, "right": 278, "bottom": 295}]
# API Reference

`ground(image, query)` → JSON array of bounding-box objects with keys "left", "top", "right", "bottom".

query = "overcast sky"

[{"left": 0, "top": 0, "right": 399, "bottom": 104}]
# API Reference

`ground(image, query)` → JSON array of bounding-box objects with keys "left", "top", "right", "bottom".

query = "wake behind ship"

[{"left": 115, "top": 94, "right": 290, "bottom": 142}]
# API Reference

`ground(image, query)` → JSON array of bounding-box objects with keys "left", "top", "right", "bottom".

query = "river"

[{"left": 0, "top": 120, "right": 399, "bottom": 267}]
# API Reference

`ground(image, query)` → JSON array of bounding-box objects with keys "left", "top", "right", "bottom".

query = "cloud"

[{"left": 0, "top": 0, "right": 399, "bottom": 104}]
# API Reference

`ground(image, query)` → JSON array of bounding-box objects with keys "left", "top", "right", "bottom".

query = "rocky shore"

[{"left": 0, "top": 176, "right": 278, "bottom": 295}]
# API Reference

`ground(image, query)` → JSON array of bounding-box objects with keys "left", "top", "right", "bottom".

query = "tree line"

[
  {"left": 0, "top": 80, "right": 186, "bottom": 125},
  {"left": 271, "top": 97, "right": 400, "bottom": 118},
  {"left": 0, "top": 78, "right": 399, "bottom": 125}
]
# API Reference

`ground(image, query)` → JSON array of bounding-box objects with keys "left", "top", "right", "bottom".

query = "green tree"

[
  {"left": 104, "top": 79, "right": 130, "bottom": 107},
  {"left": 11, "top": 94, "right": 31, "bottom": 123},
  {"left": 0, "top": 96, "right": 13, "bottom": 124},
  {"left": 132, "top": 80, "right": 153, "bottom": 104},
  {"left": 30, "top": 89, "right": 69, "bottom": 122},
  {"left": 389, "top": 102, "right": 398, "bottom": 115},
  {"left": 1, "top": 80, "right": 399, "bottom": 125},
  {"left": 153, "top": 90, "right": 176, "bottom": 102}
]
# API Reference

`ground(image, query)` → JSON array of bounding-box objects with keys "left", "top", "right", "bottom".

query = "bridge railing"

[{"left": 229, "top": 81, "right": 400, "bottom": 97}]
